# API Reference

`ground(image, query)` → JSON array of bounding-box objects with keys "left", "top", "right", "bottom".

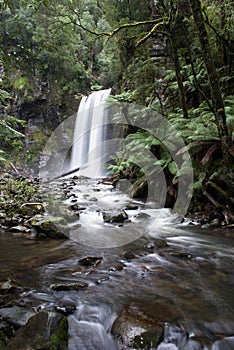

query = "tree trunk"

[
  {"left": 170, "top": 34, "right": 189, "bottom": 119},
  {"left": 189, "top": 0, "right": 231, "bottom": 158}
]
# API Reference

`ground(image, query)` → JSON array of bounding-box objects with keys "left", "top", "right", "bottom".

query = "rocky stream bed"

[{"left": 0, "top": 175, "right": 234, "bottom": 349}]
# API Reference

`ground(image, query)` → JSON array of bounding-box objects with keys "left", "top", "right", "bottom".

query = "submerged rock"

[{"left": 7, "top": 311, "right": 68, "bottom": 350}]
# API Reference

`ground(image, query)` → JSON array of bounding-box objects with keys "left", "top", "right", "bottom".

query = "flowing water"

[
  {"left": 70, "top": 89, "right": 112, "bottom": 178},
  {"left": 0, "top": 178, "right": 234, "bottom": 349},
  {"left": 1, "top": 90, "right": 233, "bottom": 349}
]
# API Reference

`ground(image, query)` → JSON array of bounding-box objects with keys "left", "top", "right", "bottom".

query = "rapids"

[{"left": 0, "top": 178, "right": 233, "bottom": 349}]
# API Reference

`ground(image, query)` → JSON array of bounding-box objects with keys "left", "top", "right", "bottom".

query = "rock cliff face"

[
  {"left": 18, "top": 90, "right": 78, "bottom": 131},
  {"left": 15, "top": 85, "right": 79, "bottom": 173}
]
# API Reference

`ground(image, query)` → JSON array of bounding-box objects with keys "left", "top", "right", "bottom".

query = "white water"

[
  {"left": 68, "top": 303, "right": 118, "bottom": 350},
  {"left": 70, "top": 89, "right": 111, "bottom": 177}
]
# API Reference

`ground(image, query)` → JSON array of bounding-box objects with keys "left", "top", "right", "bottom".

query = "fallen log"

[{"left": 52, "top": 166, "right": 81, "bottom": 180}]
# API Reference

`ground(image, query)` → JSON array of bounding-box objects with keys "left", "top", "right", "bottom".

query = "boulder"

[
  {"left": 7, "top": 311, "right": 68, "bottom": 350},
  {"left": 102, "top": 210, "right": 128, "bottom": 224},
  {"left": 112, "top": 301, "right": 182, "bottom": 348},
  {"left": 0, "top": 306, "right": 35, "bottom": 328},
  {"left": 30, "top": 215, "right": 68, "bottom": 239}
]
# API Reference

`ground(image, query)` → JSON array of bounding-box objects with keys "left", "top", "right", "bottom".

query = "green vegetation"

[{"left": 0, "top": 0, "right": 233, "bottom": 217}]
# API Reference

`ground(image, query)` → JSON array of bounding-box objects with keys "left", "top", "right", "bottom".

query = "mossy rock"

[
  {"left": 31, "top": 215, "right": 68, "bottom": 239},
  {"left": 19, "top": 202, "right": 44, "bottom": 216},
  {"left": 7, "top": 311, "right": 68, "bottom": 350},
  {"left": 112, "top": 300, "right": 181, "bottom": 348}
]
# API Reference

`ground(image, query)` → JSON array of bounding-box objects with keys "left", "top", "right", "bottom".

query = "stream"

[{"left": 0, "top": 178, "right": 234, "bottom": 349}]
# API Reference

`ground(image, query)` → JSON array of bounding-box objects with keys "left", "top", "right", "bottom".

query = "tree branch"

[{"left": 136, "top": 22, "right": 168, "bottom": 47}]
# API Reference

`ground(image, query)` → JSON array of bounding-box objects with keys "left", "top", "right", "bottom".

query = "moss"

[
  {"left": 58, "top": 317, "right": 68, "bottom": 348},
  {"left": 49, "top": 316, "right": 68, "bottom": 350},
  {"left": 0, "top": 177, "right": 40, "bottom": 219},
  {"left": 49, "top": 333, "right": 57, "bottom": 350}
]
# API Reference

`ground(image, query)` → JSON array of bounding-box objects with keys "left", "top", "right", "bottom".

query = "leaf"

[
  {"left": 192, "top": 181, "right": 203, "bottom": 190},
  {"left": 0, "top": 121, "right": 25, "bottom": 138},
  {"left": 168, "top": 161, "right": 178, "bottom": 176}
]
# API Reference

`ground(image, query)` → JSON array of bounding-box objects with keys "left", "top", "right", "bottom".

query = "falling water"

[{"left": 70, "top": 89, "right": 111, "bottom": 178}]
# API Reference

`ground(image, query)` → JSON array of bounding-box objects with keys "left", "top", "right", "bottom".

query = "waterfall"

[{"left": 70, "top": 89, "right": 111, "bottom": 178}]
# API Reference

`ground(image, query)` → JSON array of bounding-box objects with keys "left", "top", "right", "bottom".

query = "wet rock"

[
  {"left": 112, "top": 301, "right": 181, "bottom": 348},
  {"left": 144, "top": 239, "right": 168, "bottom": 250},
  {"left": 55, "top": 302, "right": 76, "bottom": 316},
  {"left": 134, "top": 329, "right": 163, "bottom": 349},
  {"left": 0, "top": 279, "right": 21, "bottom": 293},
  {"left": 123, "top": 251, "right": 136, "bottom": 260},
  {"left": 70, "top": 203, "right": 80, "bottom": 211},
  {"left": 0, "top": 318, "right": 13, "bottom": 348},
  {"left": 112, "top": 303, "right": 163, "bottom": 348},
  {"left": 78, "top": 256, "right": 103, "bottom": 267},
  {"left": 207, "top": 218, "right": 221, "bottom": 228},
  {"left": 8, "top": 225, "right": 31, "bottom": 234},
  {"left": 109, "top": 263, "right": 124, "bottom": 272},
  {"left": 30, "top": 215, "right": 68, "bottom": 239},
  {"left": 7, "top": 311, "right": 68, "bottom": 350},
  {"left": 89, "top": 197, "right": 98, "bottom": 201},
  {"left": 96, "top": 277, "right": 109, "bottom": 284},
  {"left": 0, "top": 306, "right": 35, "bottom": 328},
  {"left": 170, "top": 251, "right": 192, "bottom": 259},
  {"left": 50, "top": 281, "right": 88, "bottom": 291},
  {"left": 136, "top": 212, "right": 151, "bottom": 219},
  {"left": 212, "top": 336, "right": 234, "bottom": 349},
  {"left": 124, "top": 204, "right": 139, "bottom": 210},
  {"left": 102, "top": 210, "right": 128, "bottom": 223}
]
